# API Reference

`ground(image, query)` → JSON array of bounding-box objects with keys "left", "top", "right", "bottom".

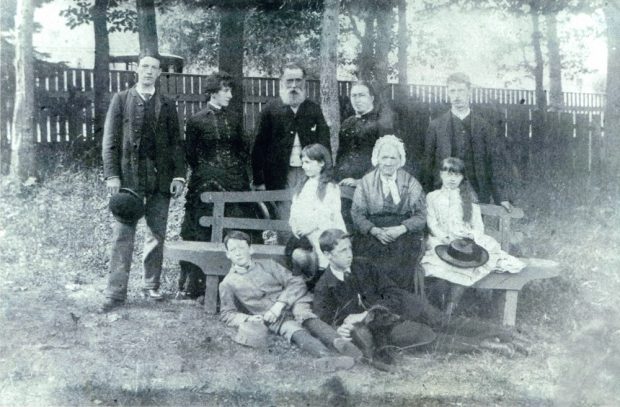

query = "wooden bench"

[
  {"left": 164, "top": 187, "right": 560, "bottom": 326},
  {"left": 164, "top": 189, "right": 292, "bottom": 313},
  {"left": 472, "top": 204, "right": 561, "bottom": 326}
]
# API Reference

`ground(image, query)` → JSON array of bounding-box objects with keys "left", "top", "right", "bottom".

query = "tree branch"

[{"left": 347, "top": 14, "right": 362, "bottom": 41}]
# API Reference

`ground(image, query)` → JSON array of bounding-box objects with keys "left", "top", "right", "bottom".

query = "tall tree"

[
  {"left": 604, "top": 1, "right": 620, "bottom": 186},
  {"left": 136, "top": 0, "right": 158, "bottom": 55},
  {"left": 374, "top": 2, "right": 395, "bottom": 97},
  {"left": 530, "top": 4, "right": 546, "bottom": 112},
  {"left": 218, "top": 6, "right": 246, "bottom": 115},
  {"left": 319, "top": 0, "right": 340, "bottom": 156},
  {"left": 93, "top": 0, "right": 110, "bottom": 148},
  {"left": 545, "top": 10, "right": 563, "bottom": 110},
  {"left": 396, "top": 0, "right": 408, "bottom": 89},
  {"left": 10, "top": 0, "right": 35, "bottom": 181}
]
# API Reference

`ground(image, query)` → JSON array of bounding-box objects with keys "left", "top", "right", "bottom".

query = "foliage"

[
  {"left": 156, "top": 1, "right": 322, "bottom": 76},
  {"left": 157, "top": 1, "right": 219, "bottom": 71},
  {"left": 0, "top": 0, "right": 52, "bottom": 36},
  {"left": 244, "top": 7, "right": 322, "bottom": 77},
  {"left": 59, "top": 0, "right": 138, "bottom": 33}
]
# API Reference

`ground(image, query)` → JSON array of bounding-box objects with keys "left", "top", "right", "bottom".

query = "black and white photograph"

[{"left": 0, "top": 0, "right": 619, "bottom": 405}]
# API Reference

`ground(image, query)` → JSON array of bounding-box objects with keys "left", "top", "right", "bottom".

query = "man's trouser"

[{"left": 105, "top": 192, "right": 170, "bottom": 300}]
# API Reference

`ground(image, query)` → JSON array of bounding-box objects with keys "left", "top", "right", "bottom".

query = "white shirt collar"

[
  {"left": 330, "top": 266, "right": 351, "bottom": 282},
  {"left": 136, "top": 86, "right": 156, "bottom": 99},
  {"left": 231, "top": 261, "right": 253, "bottom": 274},
  {"left": 451, "top": 107, "right": 471, "bottom": 121}
]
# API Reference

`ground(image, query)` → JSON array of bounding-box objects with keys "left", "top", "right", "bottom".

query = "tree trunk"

[
  {"left": 604, "top": 2, "right": 620, "bottom": 187},
  {"left": 92, "top": 0, "right": 110, "bottom": 153},
  {"left": 530, "top": 10, "right": 546, "bottom": 112},
  {"left": 396, "top": 0, "right": 408, "bottom": 98},
  {"left": 136, "top": 0, "right": 159, "bottom": 56},
  {"left": 319, "top": 0, "right": 340, "bottom": 157},
  {"left": 219, "top": 6, "right": 245, "bottom": 117},
  {"left": 374, "top": 2, "right": 396, "bottom": 139},
  {"left": 357, "top": 12, "right": 375, "bottom": 81},
  {"left": 9, "top": 0, "right": 35, "bottom": 181},
  {"left": 545, "top": 11, "right": 563, "bottom": 111},
  {"left": 529, "top": 9, "right": 547, "bottom": 179},
  {"left": 375, "top": 2, "right": 394, "bottom": 100}
]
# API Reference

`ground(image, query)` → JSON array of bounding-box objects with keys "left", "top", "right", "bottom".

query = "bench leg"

[
  {"left": 204, "top": 275, "right": 219, "bottom": 314},
  {"left": 501, "top": 290, "right": 519, "bottom": 326}
]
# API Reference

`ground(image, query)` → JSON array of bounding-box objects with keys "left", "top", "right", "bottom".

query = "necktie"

[{"left": 142, "top": 93, "right": 152, "bottom": 102}]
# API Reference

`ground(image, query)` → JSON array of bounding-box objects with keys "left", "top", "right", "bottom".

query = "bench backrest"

[
  {"left": 198, "top": 186, "right": 522, "bottom": 251},
  {"left": 199, "top": 189, "right": 293, "bottom": 242}
]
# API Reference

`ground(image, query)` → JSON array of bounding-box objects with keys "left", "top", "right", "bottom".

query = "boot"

[{"left": 291, "top": 330, "right": 354, "bottom": 372}]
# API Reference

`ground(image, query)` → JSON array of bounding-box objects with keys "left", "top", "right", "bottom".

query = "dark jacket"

[
  {"left": 312, "top": 260, "right": 405, "bottom": 327},
  {"left": 102, "top": 87, "right": 185, "bottom": 194},
  {"left": 184, "top": 103, "right": 249, "bottom": 192},
  {"left": 251, "top": 98, "right": 330, "bottom": 190},
  {"left": 335, "top": 108, "right": 391, "bottom": 181},
  {"left": 422, "top": 110, "right": 511, "bottom": 204}
]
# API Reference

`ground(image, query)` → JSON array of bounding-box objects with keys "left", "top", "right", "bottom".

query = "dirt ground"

[{"left": 1, "top": 169, "right": 619, "bottom": 406}]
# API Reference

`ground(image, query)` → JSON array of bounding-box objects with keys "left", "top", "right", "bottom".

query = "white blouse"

[
  {"left": 426, "top": 187, "right": 485, "bottom": 246},
  {"left": 289, "top": 179, "right": 346, "bottom": 240}
]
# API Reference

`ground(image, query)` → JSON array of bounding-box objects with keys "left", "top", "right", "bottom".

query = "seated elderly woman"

[{"left": 350, "top": 135, "right": 427, "bottom": 292}]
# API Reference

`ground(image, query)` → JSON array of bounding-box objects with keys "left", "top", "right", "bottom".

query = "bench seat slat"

[
  {"left": 479, "top": 204, "right": 524, "bottom": 219},
  {"left": 474, "top": 258, "right": 561, "bottom": 290},
  {"left": 199, "top": 216, "right": 291, "bottom": 232},
  {"left": 200, "top": 189, "right": 292, "bottom": 203}
]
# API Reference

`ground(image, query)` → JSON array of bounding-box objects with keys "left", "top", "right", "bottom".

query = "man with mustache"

[{"left": 251, "top": 63, "right": 330, "bottom": 221}]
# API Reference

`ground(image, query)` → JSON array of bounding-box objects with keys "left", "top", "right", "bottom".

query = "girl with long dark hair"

[
  {"left": 421, "top": 157, "right": 524, "bottom": 313},
  {"left": 287, "top": 144, "right": 346, "bottom": 288}
]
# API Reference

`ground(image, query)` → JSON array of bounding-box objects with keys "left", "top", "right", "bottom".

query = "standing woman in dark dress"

[
  {"left": 178, "top": 72, "right": 255, "bottom": 299},
  {"left": 335, "top": 81, "right": 393, "bottom": 228},
  {"left": 336, "top": 81, "right": 394, "bottom": 186}
]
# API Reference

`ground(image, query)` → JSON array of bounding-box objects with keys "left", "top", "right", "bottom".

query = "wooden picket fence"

[{"left": 0, "top": 68, "right": 607, "bottom": 177}]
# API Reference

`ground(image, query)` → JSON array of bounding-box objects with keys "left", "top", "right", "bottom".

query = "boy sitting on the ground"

[{"left": 219, "top": 230, "right": 362, "bottom": 371}]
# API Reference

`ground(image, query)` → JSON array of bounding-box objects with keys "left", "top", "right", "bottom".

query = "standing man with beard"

[{"left": 251, "top": 63, "right": 330, "bottom": 221}]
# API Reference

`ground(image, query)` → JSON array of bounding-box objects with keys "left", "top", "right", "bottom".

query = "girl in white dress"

[
  {"left": 421, "top": 157, "right": 525, "bottom": 312},
  {"left": 287, "top": 144, "right": 346, "bottom": 288}
]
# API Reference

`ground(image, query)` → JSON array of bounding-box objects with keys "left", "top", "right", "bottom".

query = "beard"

[{"left": 279, "top": 86, "right": 306, "bottom": 107}]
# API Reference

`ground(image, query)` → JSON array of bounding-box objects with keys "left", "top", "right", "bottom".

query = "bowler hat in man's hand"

[{"left": 109, "top": 188, "right": 145, "bottom": 224}]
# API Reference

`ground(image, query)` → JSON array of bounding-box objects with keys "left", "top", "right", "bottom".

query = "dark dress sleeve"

[{"left": 422, "top": 120, "right": 438, "bottom": 193}]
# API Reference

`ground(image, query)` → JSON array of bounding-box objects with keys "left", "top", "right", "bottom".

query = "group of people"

[{"left": 100, "top": 52, "right": 528, "bottom": 369}]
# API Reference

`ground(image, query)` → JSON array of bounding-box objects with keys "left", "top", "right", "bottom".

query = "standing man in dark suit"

[
  {"left": 101, "top": 52, "right": 186, "bottom": 312},
  {"left": 423, "top": 73, "right": 512, "bottom": 209},
  {"left": 251, "top": 62, "right": 330, "bottom": 211}
]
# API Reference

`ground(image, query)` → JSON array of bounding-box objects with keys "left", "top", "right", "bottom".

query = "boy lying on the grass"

[
  {"left": 219, "top": 230, "right": 363, "bottom": 371},
  {"left": 312, "top": 228, "right": 531, "bottom": 360}
]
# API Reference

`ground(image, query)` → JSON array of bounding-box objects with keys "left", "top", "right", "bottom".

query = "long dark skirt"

[{"left": 353, "top": 213, "right": 423, "bottom": 292}]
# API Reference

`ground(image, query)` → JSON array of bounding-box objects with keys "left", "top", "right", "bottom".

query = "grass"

[{"left": 0, "top": 165, "right": 619, "bottom": 406}]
